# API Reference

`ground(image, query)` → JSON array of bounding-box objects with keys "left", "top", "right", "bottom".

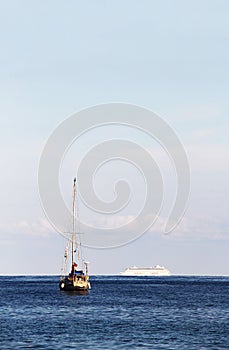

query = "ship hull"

[
  {"left": 59, "top": 276, "right": 90, "bottom": 292},
  {"left": 120, "top": 272, "right": 170, "bottom": 276},
  {"left": 120, "top": 267, "right": 171, "bottom": 276}
]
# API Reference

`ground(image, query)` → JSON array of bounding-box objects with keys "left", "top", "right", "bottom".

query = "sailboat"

[{"left": 59, "top": 178, "right": 90, "bottom": 292}]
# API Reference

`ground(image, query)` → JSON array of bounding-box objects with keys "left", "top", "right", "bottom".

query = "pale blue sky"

[{"left": 0, "top": 1, "right": 228, "bottom": 275}]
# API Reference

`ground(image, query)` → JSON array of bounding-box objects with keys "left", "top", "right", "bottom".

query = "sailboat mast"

[{"left": 72, "top": 177, "right": 76, "bottom": 266}]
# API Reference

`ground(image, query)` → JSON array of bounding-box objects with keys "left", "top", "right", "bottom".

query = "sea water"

[{"left": 0, "top": 276, "right": 228, "bottom": 349}]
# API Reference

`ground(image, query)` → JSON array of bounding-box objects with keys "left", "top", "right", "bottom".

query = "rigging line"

[
  {"left": 75, "top": 180, "right": 83, "bottom": 264},
  {"left": 62, "top": 238, "right": 70, "bottom": 277},
  {"left": 71, "top": 178, "right": 76, "bottom": 266}
]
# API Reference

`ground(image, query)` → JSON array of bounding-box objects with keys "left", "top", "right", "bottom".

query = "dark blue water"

[{"left": 0, "top": 276, "right": 228, "bottom": 349}]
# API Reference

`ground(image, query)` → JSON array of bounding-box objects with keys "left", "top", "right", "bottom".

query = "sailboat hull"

[{"left": 59, "top": 276, "right": 90, "bottom": 292}]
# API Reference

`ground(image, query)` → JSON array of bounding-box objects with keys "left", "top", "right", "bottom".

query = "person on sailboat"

[{"left": 69, "top": 262, "right": 78, "bottom": 276}]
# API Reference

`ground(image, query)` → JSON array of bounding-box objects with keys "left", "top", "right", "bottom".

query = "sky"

[{"left": 0, "top": 0, "right": 228, "bottom": 275}]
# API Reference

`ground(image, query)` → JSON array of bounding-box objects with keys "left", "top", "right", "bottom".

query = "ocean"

[{"left": 0, "top": 276, "right": 228, "bottom": 349}]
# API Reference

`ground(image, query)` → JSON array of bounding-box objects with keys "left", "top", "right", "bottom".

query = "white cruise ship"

[{"left": 120, "top": 265, "right": 171, "bottom": 276}]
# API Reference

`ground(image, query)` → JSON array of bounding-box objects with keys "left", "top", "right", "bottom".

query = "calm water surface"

[{"left": 0, "top": 276, "right": 228, "bottom": 349}]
